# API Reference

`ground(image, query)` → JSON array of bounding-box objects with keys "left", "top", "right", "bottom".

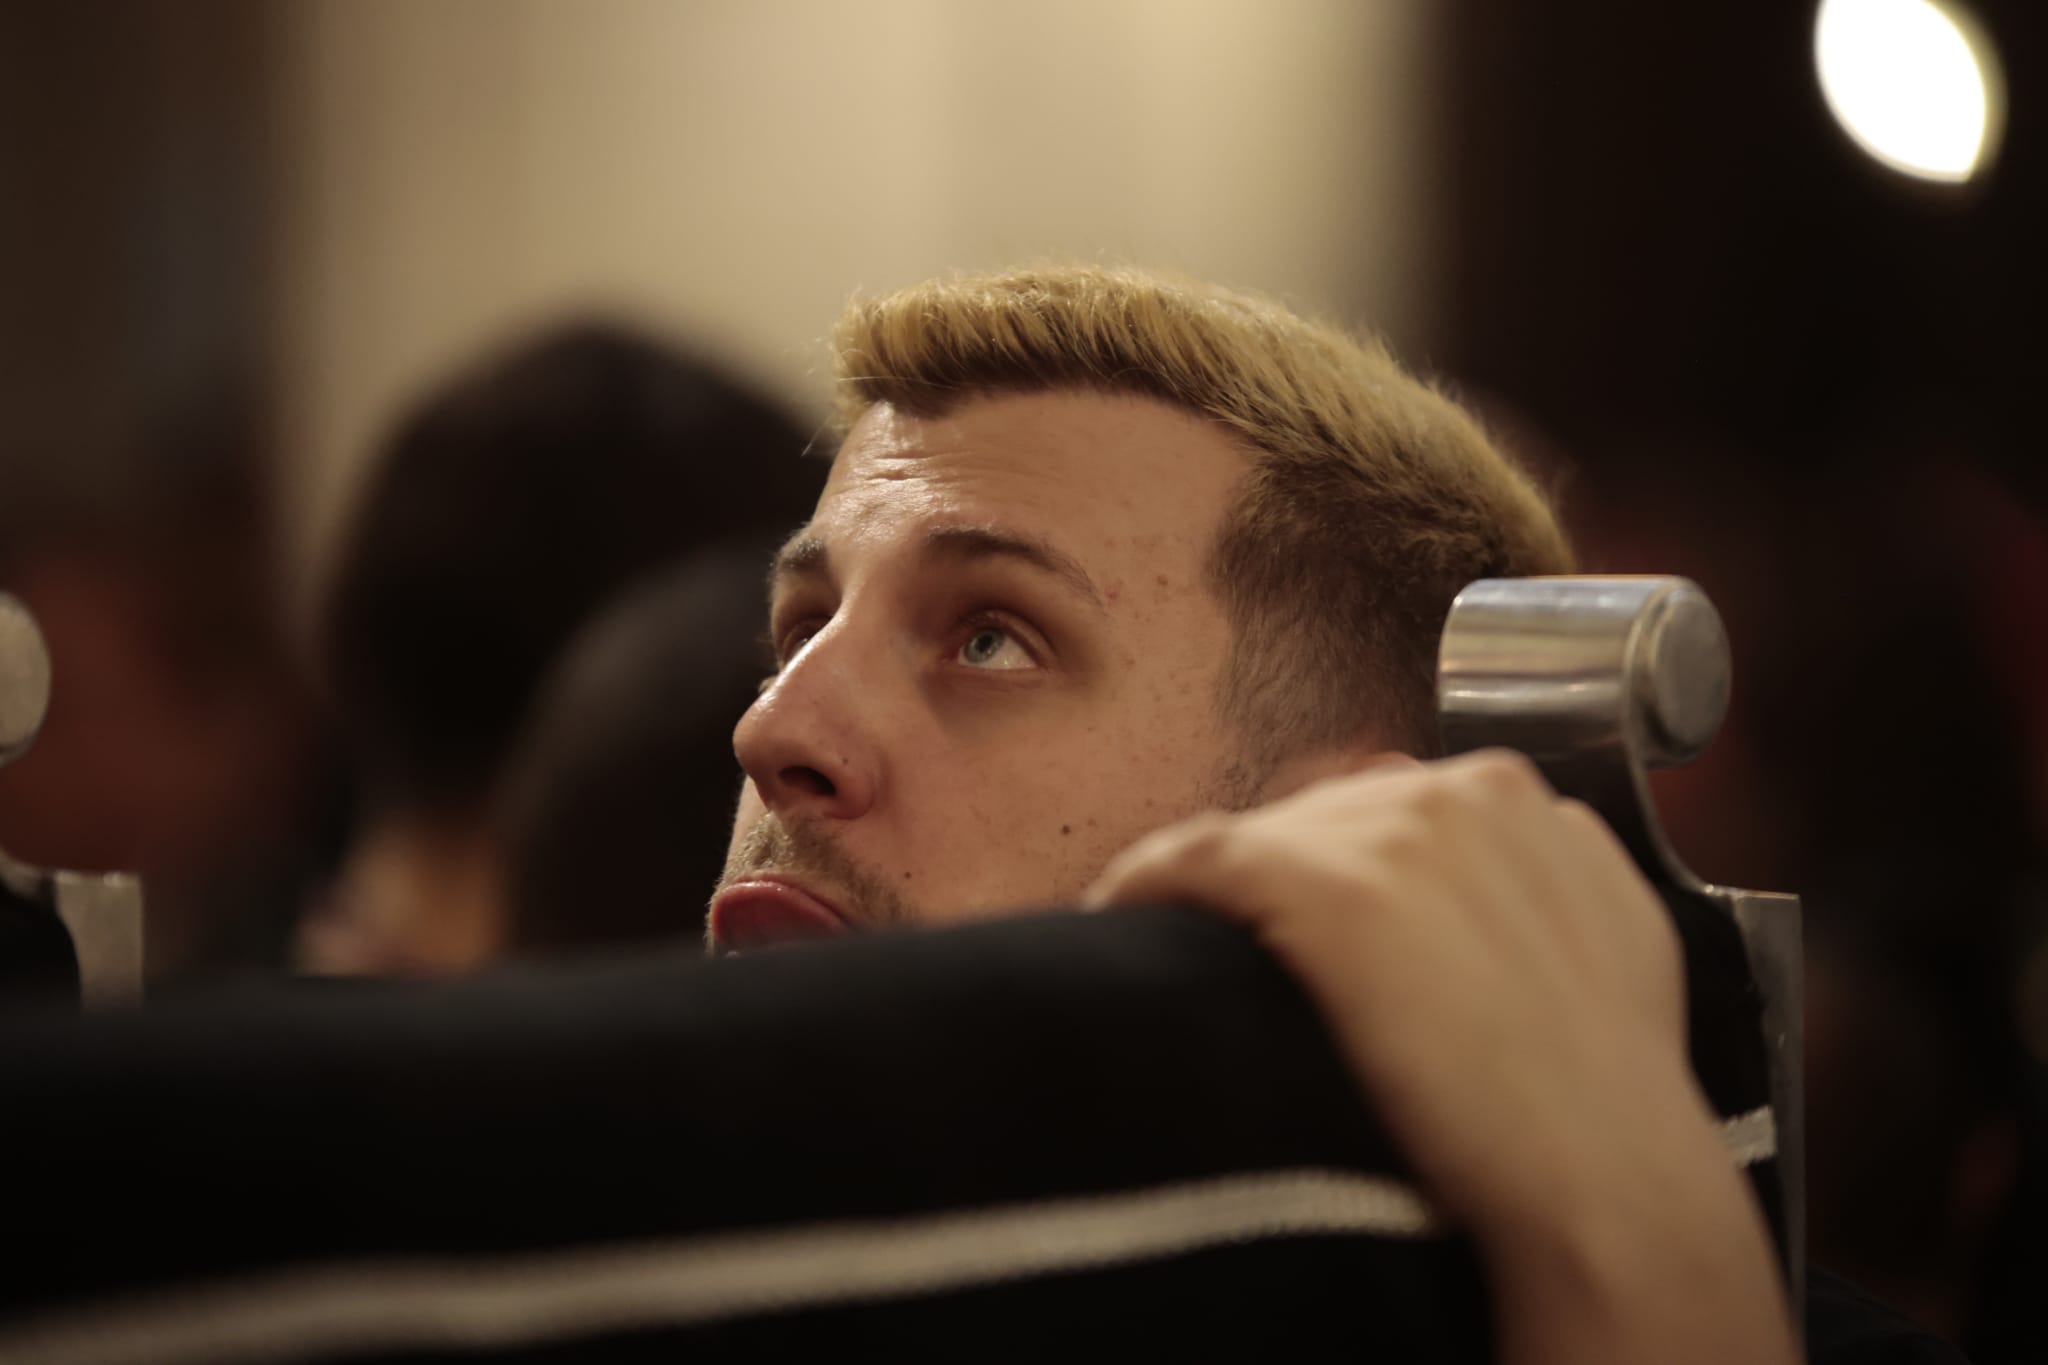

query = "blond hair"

[{"left": 832, "top": 265, "right": 1572, "bottom": 767}]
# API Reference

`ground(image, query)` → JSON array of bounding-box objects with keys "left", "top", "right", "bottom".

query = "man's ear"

[{"left": 1255, "top": 744, "right": 1421, "bottom": 803}]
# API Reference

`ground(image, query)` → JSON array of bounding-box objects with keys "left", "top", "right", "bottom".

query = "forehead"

[{"left": 811, "top": 390, "right": 1249, "bottom": 575}]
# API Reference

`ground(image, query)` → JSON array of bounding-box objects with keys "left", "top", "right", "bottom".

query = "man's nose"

[{"left": 732, "top": 627, "right": 879, "bottom": 822}]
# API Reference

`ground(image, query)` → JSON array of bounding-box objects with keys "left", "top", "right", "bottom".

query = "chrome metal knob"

[{"left": 0, "top": 593, "right": 51, "bottom": 766}]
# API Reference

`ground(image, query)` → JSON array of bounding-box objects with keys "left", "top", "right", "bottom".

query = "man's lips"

[{"left": 709, "top": 877, "right": 853, "bottom": 951}]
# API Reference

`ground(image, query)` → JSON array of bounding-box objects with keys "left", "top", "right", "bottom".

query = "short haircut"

[
  {"left": 321, "top": 321, "right": 819, "bottom": 814},
  {"left": 830, "top": 265, "right": 1573, "bottom": 767}
]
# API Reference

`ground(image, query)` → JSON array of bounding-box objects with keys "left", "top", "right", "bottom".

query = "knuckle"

[
  {"left": 1178, "top": 809, "right": 1237, "bottom": 851},
  {"left": 1464, "top": 748, "right": 1545, "bottom": 801},
  {"left": 1157, "top": 810, "right": 1242, "bottom": 876},
  {"left": 1367, "top": 813, "right": 1436, "bottom": 869},
  {"left": 1554, "top": 797, "right": 1626, "bottom": 857},
  {"left": 1406, "top": 775, "right": 1462, "bottom": 824},
  {"left": 1553, "top": 796, "right": 1606, "bottom": 835},
  {"left": 1402, "top": 749, "right": 1539, "bottom": 822}
]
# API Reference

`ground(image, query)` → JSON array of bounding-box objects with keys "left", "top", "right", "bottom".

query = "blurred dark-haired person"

[
  {"left": 494, "top": 540, "right": 781, "bottom": 953},
  {"left": 299, "top": 321, "right": 819, "bottom": 976}
]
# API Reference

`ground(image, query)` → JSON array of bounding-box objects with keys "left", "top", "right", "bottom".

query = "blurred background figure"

[
  {"left": 496, "top": 545, "right": 786, "bottom": 956},
  {"left": 0, "top": 2, "right": 342, "bottom": 977},
  {"left": 4, "top": 0, "right": 2042, "bottom": 1355},
  {"left": 297, "top": 323, "right": 819, "bottom": 976}
]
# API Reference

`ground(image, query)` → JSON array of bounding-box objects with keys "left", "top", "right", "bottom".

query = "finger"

[
  {"left": 1081, "top": 811, "right": 1249, "bottom": 914},
  {"left": 1551, "top": 798, "right": 1685, "bottom": 1008},
  {"left": 1403, "top": 750, "right": 1582, "bottom": 954}
]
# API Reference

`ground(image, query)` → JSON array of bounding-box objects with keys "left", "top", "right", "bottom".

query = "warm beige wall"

[{"left": 272, "top": 0, "right": 1436, "bottom": 615}]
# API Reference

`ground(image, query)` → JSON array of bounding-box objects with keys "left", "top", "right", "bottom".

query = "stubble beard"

[
  {"left": 713, "top": 813, "right": 917, "bottom": 943},
  {"left": 713, "top": 743, "right": 1266, "bottom": 949}
]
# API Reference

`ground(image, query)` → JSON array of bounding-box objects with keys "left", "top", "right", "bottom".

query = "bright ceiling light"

[{"left": 1814, "top": 0, "right": 2003, "bottom": 184}]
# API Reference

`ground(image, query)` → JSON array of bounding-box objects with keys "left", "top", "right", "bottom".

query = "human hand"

[{"left": 1083, "top": 750, "right": 1796, "bottom": 1365}]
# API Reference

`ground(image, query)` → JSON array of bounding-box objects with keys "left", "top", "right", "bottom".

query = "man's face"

[{"left": 710, "top": 389, "right": 1254, "bottom": 949}]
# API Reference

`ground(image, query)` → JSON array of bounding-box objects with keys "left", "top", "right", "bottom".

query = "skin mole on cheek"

[
  {"left": 1155, "top": 574, "right": 1169, "bottom": 588},
  {"left": 1060, "top": 824, "right": 1072, "bottom": 835}
]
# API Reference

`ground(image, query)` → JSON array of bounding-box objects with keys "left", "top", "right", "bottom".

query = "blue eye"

[{"left": 957, "top": 623, "right": 1034, "bottom": 670}]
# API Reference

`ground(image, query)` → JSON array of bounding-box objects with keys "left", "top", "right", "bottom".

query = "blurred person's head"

[
  {"left": 496, "top": 541, "right": 779, "bottom": 952},
  {"left": 712, "top": 265, "right": 1569, "bottom": 950},
  {"left": 309, "top": 321, "right": 817, "bottom": 975}
]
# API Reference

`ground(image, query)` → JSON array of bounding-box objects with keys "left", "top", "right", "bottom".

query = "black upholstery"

[{"left": 0, "top": 896, "right": 1775, "bottom": 1363}]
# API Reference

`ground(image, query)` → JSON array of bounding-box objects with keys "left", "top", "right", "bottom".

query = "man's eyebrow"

[
  {"left": 767, "top": 532, "right": 828, "bottom": 594},
  {"left": 922, "top": 524, "right": 1106, "bottom": 612},
  {"left": 765, "top": 525, "right": 1107, "bottom": 614}
]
